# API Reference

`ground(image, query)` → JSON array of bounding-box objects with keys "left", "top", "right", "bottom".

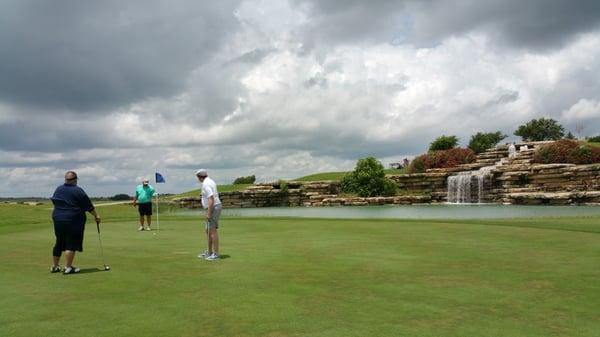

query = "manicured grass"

[
  {"left": 1, "top": 203, "right": 599, "bottom": 336},
  {"left": 587, "top": 141, "right": 600, "bottom": 149},
  {"left": 294, "top": 171, "right": 349, "bottom": 181},
  {"left": 295, "top": 169, "right": 405, "bottom": 182}
]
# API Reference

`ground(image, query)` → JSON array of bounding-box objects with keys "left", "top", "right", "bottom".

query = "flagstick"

[
  {"left": 155, "top": 177, "right": 160, "bottom": 235},
  {"left": 155, "top": 193, "right": 160, "bottom": 234}
]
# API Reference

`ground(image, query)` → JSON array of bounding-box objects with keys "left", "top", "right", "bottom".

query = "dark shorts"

[
  {"left": 138, "top": 202, "right": 152, "bottom": 216},
  {"left": 53, "top": 221, "right": 85, "bottom": 255}
]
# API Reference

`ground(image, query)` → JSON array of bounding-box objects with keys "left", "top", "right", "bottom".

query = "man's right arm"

[{"left": 78, "top": 189, "right": 101, "bottom": 223}]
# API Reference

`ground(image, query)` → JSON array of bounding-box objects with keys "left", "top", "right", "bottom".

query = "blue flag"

[{"left": 155, "top": 172, "right": 165, "bottom": 183}]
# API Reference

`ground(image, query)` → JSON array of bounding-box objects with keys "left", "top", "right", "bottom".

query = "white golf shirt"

[{"left": 200, "top": 176, "right": 221, "bottom": 209}]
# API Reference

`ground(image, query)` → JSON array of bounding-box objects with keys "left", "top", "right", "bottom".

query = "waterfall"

[
  {"left": 447, "top": 166, "right": 495, "bottom": 204},
  {"left": 508, "top": 143, "right": 516, "bottom": 159}
]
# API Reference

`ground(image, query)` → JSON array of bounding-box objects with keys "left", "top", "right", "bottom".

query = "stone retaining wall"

[{"left": 495, "top": 163, "right": 600, "bottom": 205}]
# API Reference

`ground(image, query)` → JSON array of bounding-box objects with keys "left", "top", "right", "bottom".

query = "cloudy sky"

[{"left": 2, "top": 0, "right": 600, "bottom": 197}]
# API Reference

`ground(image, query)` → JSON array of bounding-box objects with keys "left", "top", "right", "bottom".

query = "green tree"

[
  {"left": 341, "top": 157, "right": 397, "bottom": 197},
  {"left": 468, "top": 131, "right": 507, "bottom": 153},
  {"left": 429, "top": 135, "right": 459, "bottom": 152},
  {"left": 514, "top": 118, "right": 564, "bottom": 141}
]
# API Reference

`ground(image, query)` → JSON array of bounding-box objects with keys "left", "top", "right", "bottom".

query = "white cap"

[{"left": 195, "top": 169, "right": 208, "bottom": 177}]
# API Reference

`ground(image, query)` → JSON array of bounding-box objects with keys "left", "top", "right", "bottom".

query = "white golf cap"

[{"left": 195, "top": 168, "right": 208, "bottom": 177}]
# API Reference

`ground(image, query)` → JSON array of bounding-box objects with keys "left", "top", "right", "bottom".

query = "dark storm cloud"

[
  {"left": 413, "top": 0, "right": 600, "bottom": 50},
  {"left": 291, "top": 0, "right": 409, "bottom": 48},
  {"left": 0, "top": 0, "right": 241, "bottom": 111},
  {"left": 0, "top": 115, "right": 132, "bottom": 151},
  {"left": 293, "top": 0, "right": 600, "bottom": 50}
]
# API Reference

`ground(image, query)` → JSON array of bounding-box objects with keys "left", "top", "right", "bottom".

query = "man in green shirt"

[{"left": 133, "top": 178, "right": 155, "bottom": 231}]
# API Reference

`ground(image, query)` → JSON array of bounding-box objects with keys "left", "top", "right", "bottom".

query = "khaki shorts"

[{"left": 206, "top": 204, "right": 222, "bottom": 229}]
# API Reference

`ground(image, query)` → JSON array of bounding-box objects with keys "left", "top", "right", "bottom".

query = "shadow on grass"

[
  {"left": 202, "top": 254, "right": 231, "bottom": 260},
  {"left": 78, "top": 268, "right": 109, "bottom": 274}
]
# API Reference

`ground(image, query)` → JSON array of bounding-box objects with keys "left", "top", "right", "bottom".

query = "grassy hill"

[{"left": 294, "top": 168, "right": 405, "bottom": 182}]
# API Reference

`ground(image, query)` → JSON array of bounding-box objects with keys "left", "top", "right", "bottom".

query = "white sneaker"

[
  {"left": 145, "top": 227, "right": 151, "bottom": 231},
  {"left": 205, "top": 253, "right": 220, "bottom": 261},
  {"left": 63, "top": 266, "right": 80, "bottom": 274},
  {"left": 138, "top": 226, "right": 144, "bottom": 231},
  {"left": 198, "top": 251, "right": 210, "bottom": 258}
]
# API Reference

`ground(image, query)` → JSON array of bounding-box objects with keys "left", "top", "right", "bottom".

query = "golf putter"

[{"left": 96, "top": 219, "right": 110, "bottom": 271}]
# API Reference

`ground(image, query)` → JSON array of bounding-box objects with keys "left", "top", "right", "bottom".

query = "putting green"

[{"left": 1, "top": 203, "right": 599, "bottom": 337}]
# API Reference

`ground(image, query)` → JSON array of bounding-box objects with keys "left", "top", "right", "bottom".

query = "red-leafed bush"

[
  {"left": 533, "top": 139, "right": 600, "bottom": 164},
  {"left": 407, "top": 148, "right": 476, "bottom": 173}
]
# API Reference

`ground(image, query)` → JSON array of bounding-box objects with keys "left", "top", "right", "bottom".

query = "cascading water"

[{"left": 447, "top": 166, "right": 495, "bottom": 204}]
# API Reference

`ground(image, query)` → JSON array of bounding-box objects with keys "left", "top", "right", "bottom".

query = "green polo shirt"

[{"left": 135, "top": 184, "right": 155, "bottom": 203}]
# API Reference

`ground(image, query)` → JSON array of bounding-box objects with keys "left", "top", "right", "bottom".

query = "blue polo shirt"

[{"left": 51, "top": 184, "right": 95, "bottom": 223}]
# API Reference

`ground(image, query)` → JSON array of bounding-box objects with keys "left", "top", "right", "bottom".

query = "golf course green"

[{"left": 1, "top": 202, "right": 599, "bottom": 337}]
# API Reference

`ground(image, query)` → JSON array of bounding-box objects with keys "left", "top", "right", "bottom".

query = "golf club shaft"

[{"left": 96, "top": 220, "right": 107, "bottom": 267}]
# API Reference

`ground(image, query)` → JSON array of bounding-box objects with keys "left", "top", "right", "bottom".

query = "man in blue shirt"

[
  {"left": 133, "top": 178, "right": 155, "bottom": 231},
  {"left": 51, "top": 171, "right": 101, "bottom": 274}
]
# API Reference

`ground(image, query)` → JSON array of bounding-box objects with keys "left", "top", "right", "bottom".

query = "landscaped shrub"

[
  {"left": 533, "top": 139, "right": 600, "bottom": 164},
  {"left": 341, "top": 157, "right": 397, "bottom": 197},
  {"left": 277, "top": 179, "right": 289, "bottom": 194},
  {"left": 429, "top": 135, "right": 459, "bottom": 152},
  {"left": 233, "top": 175, "right": 256, "bottom": 184},
  {"left": 407, "top": 148, "right": 476, "bottom": 173},
  {"left": 407, "top": 155, "right": 426, "bottom": 174}
]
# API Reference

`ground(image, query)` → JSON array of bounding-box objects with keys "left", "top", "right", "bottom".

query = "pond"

[{"left": 176, "top": 204, "right": 600, "bottom": 220}]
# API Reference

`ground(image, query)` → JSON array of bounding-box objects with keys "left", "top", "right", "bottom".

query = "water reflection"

[{"left": 176, "top": 205, "right": 600, "bottom": 219}]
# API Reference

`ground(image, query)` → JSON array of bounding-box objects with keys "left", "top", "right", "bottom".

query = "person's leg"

[
  {"left": 63, "top": 223, "right": 83, "bottom": 274},
  {"left": 145, "top": 214, "right": 152, "bottom": 229},
  {"left": 212, "top": 205, "right": 221, "bottom": 256},
  {"left": 52, "top": 222, "right": 65, "bottom": 271},
  {"left": 52, "top": 250, "right": 62, "bottom": 272},
  {"left": 65, "top": 250, "right": 75, "bottom": 267},
  {"left": 207, "top": 225, "right": 213, "bottom": 253},
  {"left": 139, "top": 214, "right": 145, "bottom": 230},
  {"left": 210, "top": 227, "right": 219, "bottom": 255}
]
